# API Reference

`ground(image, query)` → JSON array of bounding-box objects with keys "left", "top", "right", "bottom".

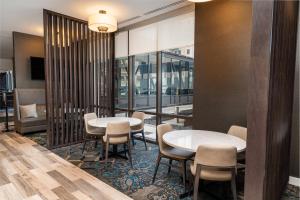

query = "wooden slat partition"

[{"left": 44, "top": 10, "right": 114, "bottom": 148}]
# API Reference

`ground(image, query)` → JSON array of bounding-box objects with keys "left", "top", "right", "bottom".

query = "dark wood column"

[{"left": 245, "top": 1, "right": 299, "bottom": 200}]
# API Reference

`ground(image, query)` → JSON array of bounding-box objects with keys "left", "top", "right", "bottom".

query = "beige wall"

[
  {"left": 13, "top": 32, "right": 44, "bottom": 89},
  {"left": 0, "top": 58, "right": 13, "bottom": 72}
]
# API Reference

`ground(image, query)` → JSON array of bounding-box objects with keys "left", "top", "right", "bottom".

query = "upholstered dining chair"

[
  {"left": 83, "top": 113, "right": 105, "bottom": 155},
  {"left": 103, "top": 121, "right": 132, "bottom": 167},
  {"left": 227, "top": 125, "right": 247, "bottom": 141},
  {"left": 152, "top": 124, "right": 194, "bottom": 189},
  {"left": 131, "top": 111, "right": 147, "bottom": 150},
  {"left": 228, "top": 125, "right": 247, "bottom": 164},
  {"left": 190, "top": 145, "right": 237, "bottom": 200}
]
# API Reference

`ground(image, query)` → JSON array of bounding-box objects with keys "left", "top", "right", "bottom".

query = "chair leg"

[
  {"left": 131, "top": 133, "right": 135, "bottom": 146},
  {"left": 141, "top": 130, "right": 147, "bottom": 150},
  {"left": 127, "top": 140, "right": 133, "bottom": 168},
  {"left": 94, "top": 140, "right": 98, "bottom": 148},
  {"left": 193, "top": 171, "right": 200, "bottom": 200},
  {"left": 101, "top": 140, "right": 105, "bottom": 159},
  {"left": 82, "top": 140, "right": 87, "bottom": 154},
  {"left": 182, "top": 160, "right": 187, "bottom": 190},
  {"left": 168, "top": 159, "right": 172, "bottom": 174},
  {"left": 105, "top": 141, "right": 109, "bottom": 167},
  {"left": 152, "top": 154, "right": 161, "bottom": 184},
  {"left": 123, "top": 143, "right": 127, "bottom": 157},
  {"left": 231, "top": 176, "right": 237, "bottom": 200}
]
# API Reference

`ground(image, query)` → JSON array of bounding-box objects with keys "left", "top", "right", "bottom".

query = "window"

[
  {"left": 114, "top": 11, "right": 194, "bottom": 134},
  {"left": 161, "top": 50, "right": 193, "bottom": 117},
  {"left": 115, "top": 58, "right": 128, "bottom": 109},
  {"left": 133, "top": 53, "right": 157, "bottom": 111}
]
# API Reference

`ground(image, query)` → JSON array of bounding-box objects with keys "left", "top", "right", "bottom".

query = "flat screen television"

[{"left": 30, "top": 57, "right": 45, "bottom": 80}]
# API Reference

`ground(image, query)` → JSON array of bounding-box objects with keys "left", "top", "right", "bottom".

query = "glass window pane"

[
  {"left": 161, "top": 49, "right": 194, "bottom": 117},
  {"left": 133, "top": 53, "right": 156, "bottom": 112},
  {"left": 115, "top": 110, "right": 128, "bottom": 117},
  {"left": 115, "top": 58, "right": 128, "bottom": 109}
]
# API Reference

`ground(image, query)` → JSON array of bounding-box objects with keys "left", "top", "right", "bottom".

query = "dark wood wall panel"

[
  {"left": 44, "top": 10, "right": 114, "bottom": 148},
  {"left": 245, "top": 1, "right": 299, "bottom": 200}
]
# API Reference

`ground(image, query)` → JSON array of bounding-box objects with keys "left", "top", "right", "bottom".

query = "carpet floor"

[{"left": 24, "top": 131, "right": 299, "bottom": 200}]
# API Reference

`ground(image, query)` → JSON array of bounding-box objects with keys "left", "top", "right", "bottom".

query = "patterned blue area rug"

[{"left": 25, "top": 132, "right": 299, "bottom": 200}]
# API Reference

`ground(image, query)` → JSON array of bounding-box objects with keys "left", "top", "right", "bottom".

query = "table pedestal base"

[{"left": 101, "top": 144, "right": 129, "bottom": 161}]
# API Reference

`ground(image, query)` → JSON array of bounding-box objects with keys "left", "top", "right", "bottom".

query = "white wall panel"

[
  {"left": 129, "top": 24, "right": 157, "bottom": 55},
  {"left": 115, "top": 31, "right": 128, "bottom": 58},
  {"left": 157, "top": 12, "right": 194, "bottom": 51}
]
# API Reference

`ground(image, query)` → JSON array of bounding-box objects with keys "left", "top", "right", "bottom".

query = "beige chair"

[
  {"left": 191, "top": 145, "right": 237, "bottom": 200},
  {"left": 152, "top": 124, "right": 194, "bottom": 188},
  {"left": 14, "top": 88, "right": 47, "bottom": 134},
  {"left": 228, "top": 125, "right": 247, "bottom": 164},
  {"left": 131, "top": 111, "right": 147, "bottom": 150},
  {"left": 228, "top": 125, "right": 247, "bottom": 141},
  {"left": 103, "top": 121, "right": 132, "bottom": 167},
  {"left": 83, "top": 113, "right": 105, "bottom": 154}
]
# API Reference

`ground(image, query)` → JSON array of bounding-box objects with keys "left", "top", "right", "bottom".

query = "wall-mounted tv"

[{"left": 30, "top": 56, "right": 45, "bottom": 80}]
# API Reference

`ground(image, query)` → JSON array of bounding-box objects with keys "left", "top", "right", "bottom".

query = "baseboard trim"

[{"left": 289, "top": 176, "right": 300, "bottom": 187}]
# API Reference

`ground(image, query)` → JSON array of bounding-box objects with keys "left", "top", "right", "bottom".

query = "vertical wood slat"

[
  {"left": 58, "top": 16, "right": 65, "bottom": 145},
  {"left": 103, "top": 34, "right": 107, "bottom": 116},
  {"left": 83, "top": 24, "right": 86, "bottom": 115},
  {"left": 53, "top": 16, "right": 59, "bottom": 146},
  {"left": 44, "top": 10, "right": 114, "bottom": 148},
  {"left": 69, "top": 20, "right": 74, "bottom": 144},
  {"left": 99, "top": 33, "right": 103, "bottom": 117},
  {"left": 91, "top": 31, "right": 95, "bottom": 113},
  {"left": 78, "top": 23, "right": 83, "bottom": 141},
  {"left": 74, "top": 22, "right": 78, "bottom": 142},
  {"left": 99, "top": 33, "right": 102, "bottom": 117},
  {"left": 110, "top": 33, "right": 115, "bottom": 116},
  {"left": 95, "top": 33, "right": 99, "bottom": 116},
  {"left": 64, "top": 18, "right": 69, "bottom": 144},
  {"left": 87, "top": 29, "right": 90, "bottom": 113}
]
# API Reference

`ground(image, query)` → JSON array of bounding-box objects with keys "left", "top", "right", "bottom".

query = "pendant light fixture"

[{"left": 88, "top": 10, "right": 117, "bottom": 33}]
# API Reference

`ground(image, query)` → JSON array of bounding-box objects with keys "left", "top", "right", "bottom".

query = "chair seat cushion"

[
  {"left": 103, "top": 135, "right": 128, "bottom": 144},
  {"left": 190, "top": 162, "right": 232, "bottom": 181},
  {"left": 20, "top": 117, "right": 47, "bottom": 127},
  {"left": 161, "top": 147, "right": 194, "bottom": 160}
]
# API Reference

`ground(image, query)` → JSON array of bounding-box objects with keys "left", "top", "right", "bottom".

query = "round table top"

[
  {"left": 88, "top": 117, "right": 142, "bottom": 128},
  {"left": 163, "top": 130, "right": 246, "bottom": 153}
]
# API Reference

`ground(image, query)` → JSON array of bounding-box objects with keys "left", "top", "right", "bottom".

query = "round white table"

[
  {"left": 163, "top": 130, "right": 246, "bottom": 153},
  {"left": 88, "top": 117, "right": 142, "bottom": 128}
]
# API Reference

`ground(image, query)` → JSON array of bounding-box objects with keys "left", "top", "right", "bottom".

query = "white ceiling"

[{"left": 0, "top": 0, "right": 191, "bottom": 59}]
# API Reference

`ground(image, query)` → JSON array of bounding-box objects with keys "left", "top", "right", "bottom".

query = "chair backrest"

[
  {"left": 106, "top": 121, "right": 130, "bottom": 137},
  {"left": 228, "top": 125, "right": 247, "bottom": 141},
  {"left": 195, "top": 145, "right": 237, "bottom": 168},
  {"left": 84, "top": 113, "right": 97, "bottom": 134},
  {"left": 132, "top": 111, "right": 145, "bottom": 129},
  {"left": 157, "top": 124, "right": 173, "bottom": 152}
]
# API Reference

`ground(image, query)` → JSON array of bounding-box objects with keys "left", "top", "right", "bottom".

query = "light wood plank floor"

[{"left": 0, "top": 131, "right": 132, "bottom": 200}]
